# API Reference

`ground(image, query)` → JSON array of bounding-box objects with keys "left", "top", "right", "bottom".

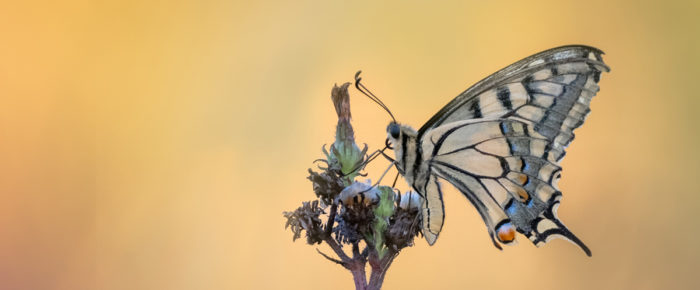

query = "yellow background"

[{"left": 2, "top": 0, "right": 699, "bottom": 289}]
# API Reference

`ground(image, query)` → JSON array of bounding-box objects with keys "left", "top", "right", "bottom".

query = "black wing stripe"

[
  {"left": 470, "top": 98, "right": 483, "bottom": 118},
  {"left": 497, "top": 86, "right": 513, "bottom": 110}
]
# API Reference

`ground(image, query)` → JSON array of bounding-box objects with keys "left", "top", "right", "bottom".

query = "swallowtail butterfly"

[{"left": 360, "top": 45, "right": 608, "bottom": 256}]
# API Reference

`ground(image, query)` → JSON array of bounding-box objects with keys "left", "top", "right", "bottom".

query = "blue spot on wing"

[
  {"left": 500, "top": 122, "right": 510, "bottom": 134},
  {"left": 526, "top": 198, "right": 534, "bottom": 208},
  {"left": 506, "top": 202, "right": 518, "bottom": 216}
]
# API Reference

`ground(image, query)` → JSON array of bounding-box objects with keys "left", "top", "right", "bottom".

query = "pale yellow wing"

[{"left": 420, "top": 119, "right": 591, "bottom": 255}]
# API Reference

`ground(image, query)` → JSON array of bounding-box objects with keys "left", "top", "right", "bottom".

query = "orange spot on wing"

[
  {"left": 517, "top": 174, "right": 528, "bottom": 185},
  {"left": 497, "top": 223, "right": 516, "bottom": 243},
  {"left": 516, "top": 187, "right": 530, "bottom": 202}
]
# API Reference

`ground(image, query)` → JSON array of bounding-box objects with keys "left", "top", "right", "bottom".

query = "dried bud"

[
  {"left": 385, "top": 191, "right": 422, "bottom": 251},
  {"left": 333, "top": 181, "right": 380, "bottom": 244},
  {"left": 307, "top": 168, "right": 345, "bottom": 206},
  {"left": 283, "top": 200, "right": 326, "bottom": 245},
  {"left": 331, "top": 82, "right": 353, "bottom": 125}
]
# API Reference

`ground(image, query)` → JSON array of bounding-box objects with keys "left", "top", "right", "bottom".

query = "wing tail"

[{"left": 526, "top": 197, "right": 592, "bottom": 256}]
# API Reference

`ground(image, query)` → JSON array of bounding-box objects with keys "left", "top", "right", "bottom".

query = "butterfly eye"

[{"left": 388, "top": 124, "right": 400, "bottom": 139}]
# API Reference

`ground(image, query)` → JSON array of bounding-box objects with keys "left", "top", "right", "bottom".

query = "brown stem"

[
  {"left": 367, "top": 250, "right": 397, "bottom": 290},
  {"left": 316, "top": 249, "right": 344, "bottom": 265},
  {"left": 350, "top": 242, "right": 368, "bottom": 290},
  {"left": 323, "top": 237, "right": 369, "bottom": 290},
  {"left": 352, "top": 242, "right": 363, "bottom": 261},
  {"left": 349, "top": 260, "right": 367, "bottom": 290},
  {"left": 324, "top": 236, "right": 350, "bottom": 263},
  {"left": 325, "top": 204, "right": 338, "bottom": 237}
]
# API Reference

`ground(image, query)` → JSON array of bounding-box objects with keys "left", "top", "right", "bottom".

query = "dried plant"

[{"left": 283, "top": 82, "right": 422, "bottom": 290}]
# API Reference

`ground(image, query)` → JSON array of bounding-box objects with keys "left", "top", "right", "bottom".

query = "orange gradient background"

[{"left": 1, "top": 0, "right": 699, "bottom": 289}]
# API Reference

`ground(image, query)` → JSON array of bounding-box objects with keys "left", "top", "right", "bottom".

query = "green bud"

[{"left": 373, "top": 186, "right": 395, "bottom": 258}]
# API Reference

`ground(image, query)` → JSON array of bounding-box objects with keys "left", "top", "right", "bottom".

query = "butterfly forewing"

[{"left": 419, "top": 45, "right": 608, "bottom": 154}]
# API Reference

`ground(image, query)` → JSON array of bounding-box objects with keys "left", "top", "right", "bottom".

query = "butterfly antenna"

[{"left": 354, "top": 71, "right": 396, "bottom": 122}]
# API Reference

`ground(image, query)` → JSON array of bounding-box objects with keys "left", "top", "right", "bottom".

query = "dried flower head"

[
  {"left": 283, "top": 200, "right": 326, "bottom": 245},
  {"left": 307, "top": 167, "right": 345, "bottom": 206},
  {"left": 386, "top": 192, "right": 422, "bottom": 251},
  {"left": 334, "top": 181, "right": 379, "bottom": 244}
]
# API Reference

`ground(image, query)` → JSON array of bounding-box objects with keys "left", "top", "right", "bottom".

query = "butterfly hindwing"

[
  {"left": 418, "top": 173, "right": 445, "bottom": 245},
  {"left": 420, "top": 118, "right": 592, "bottom": 255}
]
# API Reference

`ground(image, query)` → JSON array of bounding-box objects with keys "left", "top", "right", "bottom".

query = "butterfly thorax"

[{"left": 386, "top": 123, "right": 424, "bottom": 187}]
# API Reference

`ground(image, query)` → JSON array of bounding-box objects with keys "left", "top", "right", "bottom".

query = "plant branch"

[
  {"left": 325, "top": 204, "right": 338, "bottom": 237},
  {"left": 352, "top": 242, "right": 362, "bottom": 261},
  {"left": 324, "top": 236, "right": 351, "bottom": 264},
  {"left": 368, "top": 249, "right": 397, "bottom": 290},
  {"left": 316, "top": 249, "right": 344, "bottom": 265},
  {"left": 351, "top": 266, "right": 367, "bottom": 290}
]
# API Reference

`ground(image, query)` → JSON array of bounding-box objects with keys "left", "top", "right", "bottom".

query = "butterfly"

[{"left": 356, "top": 45, "right": 609, "bottom": 256}]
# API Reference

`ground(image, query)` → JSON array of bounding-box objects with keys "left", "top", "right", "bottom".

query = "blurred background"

[{"left": 1, "top": 0, "right": 699, "bottom": 289}]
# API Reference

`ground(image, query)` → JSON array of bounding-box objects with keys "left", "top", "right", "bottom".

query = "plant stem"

[
  {"left": 349, "top": 260, "right": 367, "bottom": 290},
  {"left": 367, "top": 250, "right": 397, "bottom": 290},
  {"left": 323, "top": 237, "right": 369, "bottom": 290},
  {"left": 325, "top": 204, "right": 337, "bottom": 237}
]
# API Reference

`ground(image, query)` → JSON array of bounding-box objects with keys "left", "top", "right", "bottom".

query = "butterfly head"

[
  {"left": 387, "top": 122, "right": 401, "bottom": 141},
  {"left": 385, "top": 122, "right": 416, "bottom": 148}
]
